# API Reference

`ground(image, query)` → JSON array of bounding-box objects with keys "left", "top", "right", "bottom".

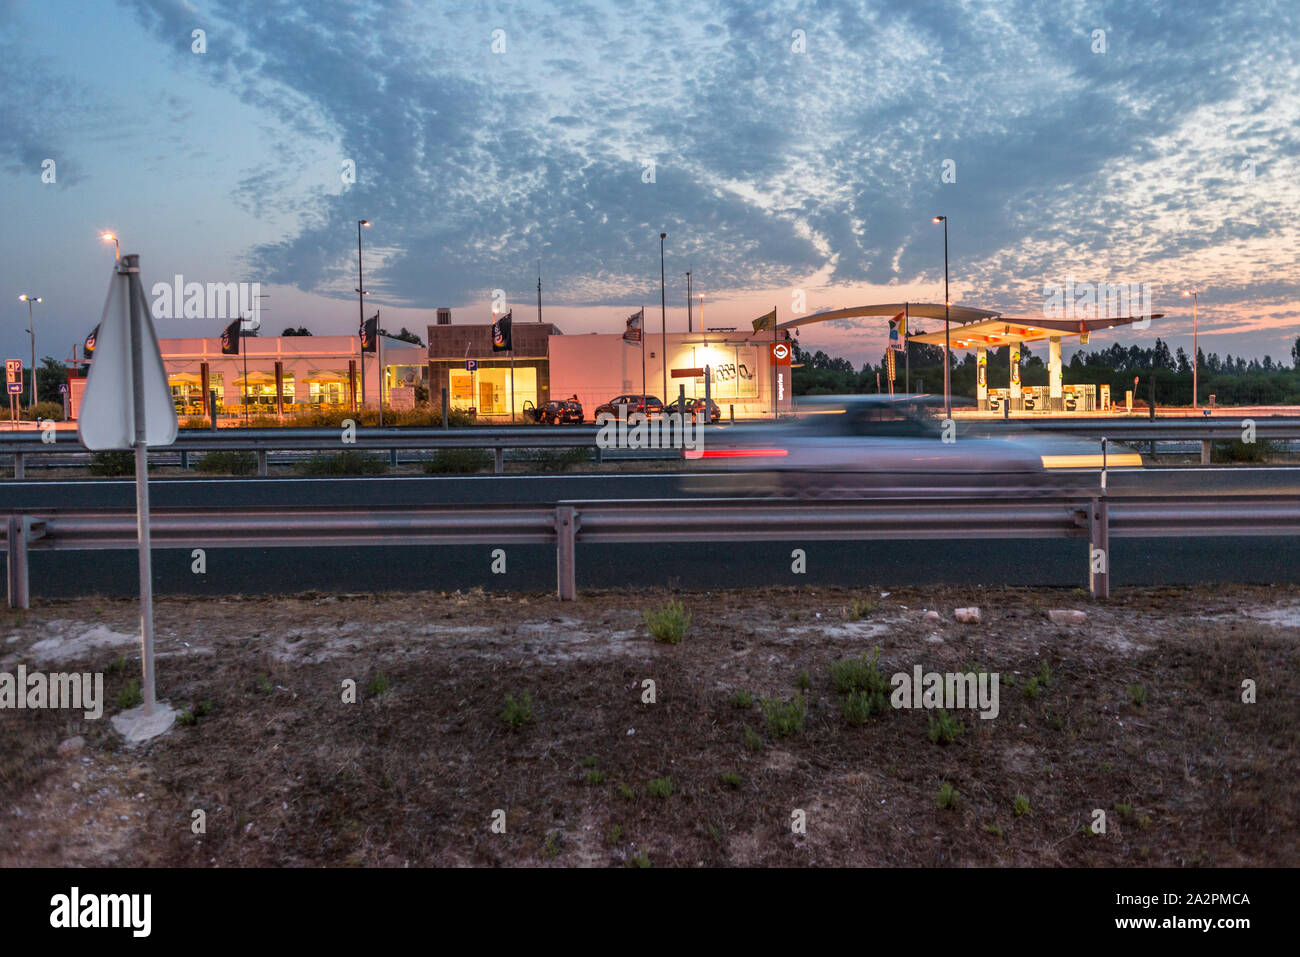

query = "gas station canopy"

[{"left": 908, "top": 313, "right": 1164, "bottom": 348}]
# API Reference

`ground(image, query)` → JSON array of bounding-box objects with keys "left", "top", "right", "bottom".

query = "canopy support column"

[{"left": 1048, "top": 336, "right": 1063, "bottom": 411}]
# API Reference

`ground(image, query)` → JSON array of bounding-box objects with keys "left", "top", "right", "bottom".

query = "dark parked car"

[
  {"left": 664, "top": 396, "right": 721, "bottom": 422},
  {"left": 593, "top": 394, "right": 664, "bottom": 419},
  {"left": 524, "top": 396, "right": 584, "bottom": 424}
]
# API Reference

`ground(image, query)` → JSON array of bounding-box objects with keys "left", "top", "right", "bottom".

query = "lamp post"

[
  {"left": 1182, "top": 290, "right": 1198, "bottom": 409},
  {"left": 698, "top": 293, "right": 704, "bottom": 328},
  {"left": 659, "top": 232, "right": 667, "bottom": 404},
  {"left": 357, "top": 219, "right": 370, "bottom": 410},
  {"left": 19, "top": 294, "right": 41, "bottom": 407},
  {"left": 101, "top": 232, "right": 120, "bottom": 260},
  {"left": 932, "top": 215, "right": 951, "bottom": 418}
]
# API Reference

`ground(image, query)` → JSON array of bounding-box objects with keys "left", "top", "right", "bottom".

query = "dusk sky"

[{"left": 3, "top": 0, "right": 1298, "bottom": 370}]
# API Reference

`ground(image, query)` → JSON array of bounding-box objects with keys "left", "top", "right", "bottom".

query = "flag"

[
  {"left": 752, "top": 309, "right": 776, "bottom": 332},
  {"left": 360, "top": 312, "right": 378, "bottom": 353},
  {"left": 220, "top": 318, "right": 241, "bottom": 355},
  {"left": 622, "top": 308, "right": 643, "bottom": 344},
  {"left": 84, "top": 325, "right": 99, "bottom": 357},
  {"left": 491, "top": 310, "right": 513, "bottom": 352},
  {"left": 888, "top": 312, "right": 906, "bottom": 351}
]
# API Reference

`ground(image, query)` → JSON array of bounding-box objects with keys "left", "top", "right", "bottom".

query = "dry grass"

[{"left": 1, "top": 584, "right": 1297, "bottom": 867}]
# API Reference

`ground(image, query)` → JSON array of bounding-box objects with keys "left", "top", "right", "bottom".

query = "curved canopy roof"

[
  {"left": 908, "top": 313, "right": 1165, "bottom": 348},
  {"left": 777, "top": 302, "right": 1000, "bottom": 331}
]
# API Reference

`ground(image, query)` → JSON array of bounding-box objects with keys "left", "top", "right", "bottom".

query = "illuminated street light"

[
  {"left": 101, "top": 231, "right": 120, "bottom": 259},
  {"left": 933, "top": 215, "right": 951, "bottom": 418},
  {"left": 18, "top": 294, "right": 42, "bottom": 407},
  {"left": 1183, "top": 290, "right": 1199, "bottom": 408}
]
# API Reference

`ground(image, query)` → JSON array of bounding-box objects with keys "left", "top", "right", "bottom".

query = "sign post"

[
  {"left": 5, "top": 359, "right": 20, "bottom": 428},
  {"left": 78, "top": 255, "right": 178, "bottom": 734}
]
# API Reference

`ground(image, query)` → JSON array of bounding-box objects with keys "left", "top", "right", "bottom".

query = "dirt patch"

[{"left": 1, "top": 583, "right": 1297, "bottom": 867}]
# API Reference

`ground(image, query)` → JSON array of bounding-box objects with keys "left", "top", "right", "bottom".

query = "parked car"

[
  {"left": 523, "top": 396, "right": 584, "bottom": 424},
  {"left": 664, "top": 396, "right": 721, "bottom": 422},
  {"left": 593, "top": 394, "right": 664, "bottom": 419}
]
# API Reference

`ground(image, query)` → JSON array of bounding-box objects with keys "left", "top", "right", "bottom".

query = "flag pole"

[
  {"left": 378, "top": 314, "right": 385, "bottom": 427},
  {"left": 772, "top": 306, "right": 778, "bottom": 420},
  {"left": 241, "top": 317, "right": 249, "bottom": 425},
  {"left": 124, "top": 257, "right": 157, "bottom": 716},
  {"left": 640, "top": 307, "right": 646, "bottom": 401}
]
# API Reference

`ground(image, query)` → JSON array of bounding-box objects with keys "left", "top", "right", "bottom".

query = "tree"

[
  {"left": 392, "top": 327, "right": 424, "bottom": 346},
  {"left": 37, "top": 356, "right": 68, "bottom": 404},
  {"left": 282, "top": 326, "right": 313, "bottom": 336},
  {"left": 1292, "top": 336, "right": 1300, "bottom": 369}
]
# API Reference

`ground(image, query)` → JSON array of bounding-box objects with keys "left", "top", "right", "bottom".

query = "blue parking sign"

[{"left": 467, "top": 359, "right": 478, "bottom": 372}]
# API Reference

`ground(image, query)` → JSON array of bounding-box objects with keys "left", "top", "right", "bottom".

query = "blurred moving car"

[
  {"left": 523, "top": 396, "right": 584, "bottom": 424},
  {"left": 664, "top": 396, "right": 721, "bottom": 422},
  {"left": 685, "top": 394, "right": 1141, "bottom": 498},
  {"left": 593, "top": 394, "right": 664, "bottom": 419}
]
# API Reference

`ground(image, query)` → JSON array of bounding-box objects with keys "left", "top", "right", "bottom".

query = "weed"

[
  {"left": 255, "top": 673, "right": 274, "bottom": 694},
  {"left": 196, "top": 450, "right": 258, "bottom": 475},
  {"left": 829, "top": 649, "right": 889, "bottom": 696},
  {"left": 294, "top": 451, "right": 388, "bottom": 476},
  {"left": 367, "top": 672, "right": 390, "bottom": 697},
  {"left": 1128, "top": 684, "right": 1148, "bottom": 707},
  {"left": 106, "top": 654, "right": 129, "bottom": 676},
  {"left": 642, "top": 600, "right": 690, "bottom": 643},
  {"left": 1114, "top": 802, "right": 1134, "bottom": 818},
  {"left": 1038, "top": 661, "right": 1052, "bottom": 686},
  {"left": 842, "top": 688, "right": 888, "bottom": 725},
  {"left": 760, "top": 693, "right": 806, "bottom": 738},
  {"left": 795, "top": 670, "right": 812, "bottom": 693},
  {"left": 984, "top": 823, "right": 1004, "bottom": 837},
  {"left": 540, "top": 830, "right": 562, "bottom": 859},
  {"left": 422, "top": 448, "right": 492, "bottom": 474},
  {"left": 848, "top": 598, "right": 876, "bottom": 621},
  {"left": 647, "top": 777, "right": 674, "bottom": 799},
  {"left": 618, "top": 782, "right": 636, "bottom": 800},
  {"left": 501, "top": 691, "right": 534, "bottom": 728},
  {"left": 1013, "top": 794, "right": 1031, "bottom": 817},
  {"left": 579, "top": 755, "right": 599, "bottom": 768},
  {"left": 1023, "top": 676, "right": 1042, "bottom": 699},
  {"left": 720, "top": 772, "right": 742, "bottom": 789},
  {"left": 937, "top": 781, "right": 960, "bottom": 810},
  {"left": 89, "top": 450, "right": 137, "bottom": 477},
  {"left": 742, "top": 725, "right": 765, "bottom": 752},
  {"left": 627, "top": 851, "right": 651, "bottom": 868},
  {"left": 116, "top": 678, "right": 142, "bottom": 710},
  {"left": 927, "top": 708, "right": 963, "bottom": 745},
  {"left": 731, "top": 689, "right": 753, "bottom": 710},
  {"left": 584, "top": 770, "right": 606, "bottom": 785},
  {"left": 606, "top": 825, "right": 623, "bottom": 846}
]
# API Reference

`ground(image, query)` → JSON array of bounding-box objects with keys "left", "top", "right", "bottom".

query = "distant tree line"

[{"left": 792, "top": 334, "right": 1300, "bottom": 406}]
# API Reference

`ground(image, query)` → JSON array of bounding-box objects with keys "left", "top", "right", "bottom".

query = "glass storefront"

[{"left": 448, "top": 365, "right": 537, "bottom": 416}]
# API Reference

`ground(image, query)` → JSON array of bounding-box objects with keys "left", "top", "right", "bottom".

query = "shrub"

[
  {"left": 522, "top": 447, "right": 590, "bottom": 472},
  {"left": 584, "top": 770, "right": 606, "bottom": 785},
  {"left": 842, "top": 688, "right": 888, "bottom": 725},
  {"left": 731, "top": 689, "right": 753, "bottom": 710},
  {"left": 540, "top": 830, "right": 562, "bottom": 858},
  {"left": 116, "top": 678, "right": 143, "bottom": 710},
  {"left": 294, "top": 450, "right": 388, "bottom": 476},
  {"left": 627, "top": 851, "right": 651, "bottom": 868},
  {"left": 1023, "top": 676, "right": 1042, "bottom": 699},
  {"left": 742, "top": 725, "right": 765, "bottom": 752},
  {"left": 196, "top": 450, "right": 258, "bottom": 475},
  {"left": 89, "top": 450, "right": 138, "bottom": 476},
  {"left": 927, "top": 708, "right": 963, "bottom": 745},
  {"left": 423, "top": 448, "right": 492, "bottom": 474},
  {"left": 501, "top": 691, "right": 534, "bottom": 728},
  {"left": 937, "top": 781, "right": 960, "bottom": 810},
  {"left": 848, "top": 598, "right": 876, "bottom": 621},
  {"left": 830, "top": 649, "right": 889, "bottom": 696},
  {"left": 1012, "top": 794, "right": 1031, "bottom": 817},
  {"left": 21, "top": 401, "right": 64, "bottom": 422},
  {"left": 1128, "top": 684, "right": 1148, "bottom": 708},
  {"left": 642, "top": 600, "right": 690, "bottom": 644},
  {"left": 1212, "top": 438, "right": 1278, "bottom": 463},
  {"left": 720, "top": 772, "right": 742, "bottom": 789},
  {"left": 606, "top": 825, "right": 623, "bottom": 845},
  {"left": 760, "top": 692, "right": 805, "bottom": 738},
  {"left": 647, "top": 777, "right": 674, "bottom": 798},
  {"left": 795, "top": 670, "right": 812, "bottom": 693},
  {"left": 181, "top": 416, "right": 211, "bottom": 429},
  {"left": 618, "top": 782, "right": 636, "bottom": 800}
]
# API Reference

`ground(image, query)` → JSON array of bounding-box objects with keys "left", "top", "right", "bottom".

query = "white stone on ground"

[
  {"left": 111, "top": 703, "right": 179, "bottom": 743},
  {"left": 1047, "top": 609, "right": 1087, "bottom": 624},
  {"left": 954, "top": 607, "right": 981, "bottom": 623}
]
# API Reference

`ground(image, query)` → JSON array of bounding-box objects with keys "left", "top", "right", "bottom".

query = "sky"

[{"left": 2, "top": 0, "right": 1298, "bottom": 371}]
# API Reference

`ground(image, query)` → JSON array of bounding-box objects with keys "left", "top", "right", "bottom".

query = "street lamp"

[
  {"left": 101, "top": 232, "right": 120, "bottom": 260},
  {"left": 19, "top": 294, "right": 42, "bottom": 407},
  {"left": 659, "top": 232, "right": 667, "bottom": 404},
  {"left": 698, "top": 293, "right": 704, "bottom": 328},
  {"left": 357, "top": 219, "right": 371, "bottom": 415},
  {"left": 932, "top": 215, "right": 951, "bottom": 418},
  {"left": 1183, "top": 290, "right": 1199, "bottom": 409}
]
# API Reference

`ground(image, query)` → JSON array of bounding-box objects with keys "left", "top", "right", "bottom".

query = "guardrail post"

[
  {"left": 6, "top": 516, "right": 30, "bottom": 610},
  {"left": 1088, "top": 496, "right": 1110, "bottom": 599},
  {"left": 441, "top": 388, "right": 449, "bottom": 429},
  {"left": 13, "top": 452, "right": 23, "bottom": 480},
  {"left": 257, "top": 450, "right": 268, "bottom": 477},
  {"left": 180, "top": 450, "right": 190, "bottom": 470},
  {"left": 493, "top": 448, "right": 504, "bottom": 474},
  {"left": 390, "top": 448, "right": 399, "bottom": 468},
  {"left": 1201, "top": 440, "right": 1211, "bottom": 465},
  {"left": 555, "top": 505, "right": 577, "bottom": 600}
]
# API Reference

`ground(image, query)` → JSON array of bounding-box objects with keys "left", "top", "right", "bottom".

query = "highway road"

[{"left": 6, "top": 467, "right": 1300, "bottom": 600}]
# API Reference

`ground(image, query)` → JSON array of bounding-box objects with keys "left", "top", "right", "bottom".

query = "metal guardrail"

[{"left": 8, "top": 490, "right": 1300, "bottom": 607}]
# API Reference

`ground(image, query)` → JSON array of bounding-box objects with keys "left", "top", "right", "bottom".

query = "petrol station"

[{"left": 779, "top": 303, "right": 1161, "bottom": 415}]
